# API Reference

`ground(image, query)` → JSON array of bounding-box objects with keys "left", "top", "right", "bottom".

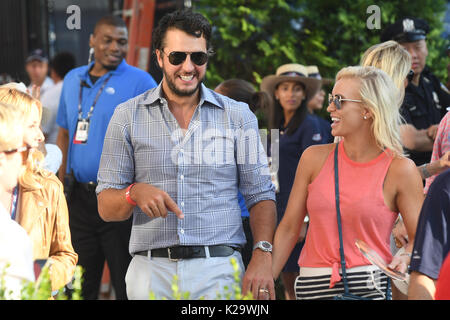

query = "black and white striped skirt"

[{"left": 295, "top": 265, "right": 389, "bottom": 300}]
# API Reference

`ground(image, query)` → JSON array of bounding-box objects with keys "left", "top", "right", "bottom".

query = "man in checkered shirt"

[{"left": 96, "top": 9, "right": 277, "bottom": 300}]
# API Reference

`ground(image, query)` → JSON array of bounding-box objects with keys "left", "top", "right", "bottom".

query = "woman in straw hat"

[{"left": 260, "top": 63, "right": 327, "bottom": 299}]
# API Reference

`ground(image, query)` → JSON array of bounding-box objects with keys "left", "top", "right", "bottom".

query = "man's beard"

[
  {"left": 103, "top": 61, "right": 122, "bottom": 70},
  {"left": 162, "top": 68, "right": 203, "bottom": 97}
]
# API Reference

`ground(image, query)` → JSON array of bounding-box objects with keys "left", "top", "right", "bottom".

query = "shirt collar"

[{"left": 139, "top": 82, "right": 224, "bottom": 109}]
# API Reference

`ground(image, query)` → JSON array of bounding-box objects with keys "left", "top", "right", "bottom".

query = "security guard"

[{"left": 381, "top": 17, "right": 450, "bottom": 166}]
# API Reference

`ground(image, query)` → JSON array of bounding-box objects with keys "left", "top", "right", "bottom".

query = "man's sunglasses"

[
  {"left": 328, "top": 94, "right": 362, "bottom": 110},
  {"left": 1, "top": 145, "right": 30, "bottom": 156},
  {"left": 407, "top": 70, "right": 414, "bottom": 83},
  {"left": 162, "top": 51, "right": 209, "bottom": 66}
]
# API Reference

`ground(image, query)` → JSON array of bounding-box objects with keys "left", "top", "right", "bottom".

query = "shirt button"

[
  {"left": 180, "top": 228, "right": 185, "bottom": 234},
  {"left": 180, "top": 175, "right": 184, "bottom": 180},
  {"left": 180, "top": 148, "right": 184, "bottom": 153},
  {"left": 181, "top": 201, "right": 185, "bottom": 207}
]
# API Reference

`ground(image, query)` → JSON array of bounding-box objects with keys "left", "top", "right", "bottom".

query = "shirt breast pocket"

[
  {"left": 203, "top": 133, "right": 237, "bottom": 196},
  {"left": 406, "top": 105, "right": 429, "bottom": 128}
]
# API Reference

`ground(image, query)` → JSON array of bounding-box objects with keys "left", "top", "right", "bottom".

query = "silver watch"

[{"left": 253, "top": 241, "right": 273, "bottom": 253}]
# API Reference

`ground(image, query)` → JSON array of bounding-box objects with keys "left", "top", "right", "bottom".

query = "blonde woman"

[
  {"left": 361, "top": 40, "right": 450, "bottom": 180},
  {"left": 361, "top": 43, "right": 450, "bottom": 298},
  {"left": 272, "top": 66, "right": 424, "bottom": 300},
  {"left": 0, "top": 85, "right": 77, "bottom": 293},
  {"left": 0, "top": 102, "right": 34, "bottom": 299}
]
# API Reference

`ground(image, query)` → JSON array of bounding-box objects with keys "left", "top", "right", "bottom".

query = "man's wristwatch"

[{"left": 253, "top": 241, "right": 273, "bottom": 253}]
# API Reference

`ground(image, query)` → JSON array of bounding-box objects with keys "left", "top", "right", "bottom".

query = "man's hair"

[
  {"left": 152, "top": 9, "right": 212, "bottom": 53},
  {"left": 50, "top": 52, "right": 76, "bottom": 79},
  {"left": 93, "top": 15, "right": 127, "bottom": 34}
]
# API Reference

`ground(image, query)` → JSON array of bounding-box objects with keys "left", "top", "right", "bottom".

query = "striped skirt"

[{"left": 295, "top": 265, "right": 389, "bottom": 300}]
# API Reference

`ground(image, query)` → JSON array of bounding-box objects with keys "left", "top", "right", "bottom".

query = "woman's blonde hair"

[
  {"left": 360, "top": 40, "right": 411, "bottom": 102},
  {"left": 0, "top": 85, "right": 47, "bottom": 190},
  {"left": 336, "top": 66, "right": 404, "bottom": 158},
  {"left": 0, "top": 102, "right": 24, "bottom": 152}
]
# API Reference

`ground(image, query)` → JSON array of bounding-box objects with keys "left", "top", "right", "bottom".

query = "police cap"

[{"left": 381, "top": 17, "right": 429, "bottom": 43}]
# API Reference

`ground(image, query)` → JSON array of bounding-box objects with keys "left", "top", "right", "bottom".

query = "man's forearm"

[
  {"left": 56, "top": 128, "right": 69, "bottom": 182},
  {"left": 408, "top": 271, "right": 436, "bottom": 300},
  {"left": 249, "top": 200, "right": 277, "bottom": 244},
  {"left": 400, "top": 124, "right": 434, "bottom": 152},
  {"left": 97, "top": 188, "right": 134, "bottom": 222}
]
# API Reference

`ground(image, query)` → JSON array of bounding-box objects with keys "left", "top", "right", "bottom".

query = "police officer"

[{"left": 381, "top": 17, "right": 450, "bottom": 166}]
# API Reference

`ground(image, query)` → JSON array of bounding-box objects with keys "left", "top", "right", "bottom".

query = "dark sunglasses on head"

[
  {"left": 407, "top": 70, "right": 414, "bottom": 83},
  {"left": 328, "top": 94, "right": 362, "bottom": 110},
  {"left": 162, "top": 51, "right": 209, "bottom": 66},
  {"left": 1, "top": 145, "right": 30, "bottom": 156}
]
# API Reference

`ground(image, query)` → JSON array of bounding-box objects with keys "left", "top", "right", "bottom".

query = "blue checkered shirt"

[{"left": 96, "top": 83, "right": 275, "bottom": 253}]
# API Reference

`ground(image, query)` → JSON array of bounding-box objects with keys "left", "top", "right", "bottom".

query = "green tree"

[{"left": 194, "top": 0, "right": 448, "bottom": 89}]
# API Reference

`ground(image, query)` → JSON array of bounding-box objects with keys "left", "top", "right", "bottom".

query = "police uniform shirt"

[{"left": 401, "top": 67, "right": 450, "bottom": 166}]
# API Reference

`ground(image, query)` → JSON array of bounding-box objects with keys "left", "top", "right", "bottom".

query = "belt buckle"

[{"left": 168, "top": 247, "right": 180, "bottom": 262}]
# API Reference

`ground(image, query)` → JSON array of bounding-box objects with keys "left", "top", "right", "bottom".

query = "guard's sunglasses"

[
  {"left": 328, "top": 94, "right": 362, "bottom": 110},
  {"left": 162, "top": 51, "right": 209, "bottom": 66}
]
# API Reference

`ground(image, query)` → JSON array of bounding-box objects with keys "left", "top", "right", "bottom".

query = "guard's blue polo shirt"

[{"left": 57, "top": 59, "right": 157, "bottom": 183}]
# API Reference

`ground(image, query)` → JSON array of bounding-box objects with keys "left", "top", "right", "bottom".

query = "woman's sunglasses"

[
  {"left": 1, "top": 145, "right": 30, "bottom": 156},
  {"left": 162, "top": 51, "right": 209, "bottom": 66},
  {"left": 328, "top": 94, "right": 362, "bottom": 110}
]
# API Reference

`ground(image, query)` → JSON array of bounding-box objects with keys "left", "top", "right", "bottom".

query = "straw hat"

[
  {"left": 306, "top": 65, "right": 334, "bottom": 85},
  {"left": 260, "top": 63, "right": 321, "bottom": 100}
]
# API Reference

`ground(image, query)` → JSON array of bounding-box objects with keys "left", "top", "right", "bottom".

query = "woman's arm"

[
  {"left": 48, "top": 177, "right": 78, "bottom": 291},
  {"left": 388, "top": 157, "right": 424, "bottom": 272}
]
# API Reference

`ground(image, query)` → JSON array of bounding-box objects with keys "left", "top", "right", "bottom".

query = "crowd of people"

[{"left": 0, "top": 8, "right": 449, "bottom": 301}]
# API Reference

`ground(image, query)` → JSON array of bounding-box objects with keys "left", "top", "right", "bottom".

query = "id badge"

[{"left": 73, "top": 119, "right": 90, "bottom": 144}]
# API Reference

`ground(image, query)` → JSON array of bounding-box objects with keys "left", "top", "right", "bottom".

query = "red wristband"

[{"left": 125, "top": 183, "right": 137, "bottom": 206}]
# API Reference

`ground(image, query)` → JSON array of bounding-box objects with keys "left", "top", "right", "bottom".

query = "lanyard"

[
  {"left": 10, "top": 185, "right": 18, "bottom": 220},
  {"left": 78, "top": 73, "right": 112, "bottom": 121}
]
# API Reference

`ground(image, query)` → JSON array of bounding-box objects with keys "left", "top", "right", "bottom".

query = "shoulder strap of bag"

[{"left": 334, "top": 142, "right": 350, "bottom": 295}]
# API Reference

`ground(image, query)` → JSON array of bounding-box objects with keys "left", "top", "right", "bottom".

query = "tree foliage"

[{"left": 194, "top": 0, "right": 448, "bottom": 90}]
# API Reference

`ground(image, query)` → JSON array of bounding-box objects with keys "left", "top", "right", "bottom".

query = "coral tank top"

[{"left": 299, "top": 142, "right": 398, "bottom": 288}]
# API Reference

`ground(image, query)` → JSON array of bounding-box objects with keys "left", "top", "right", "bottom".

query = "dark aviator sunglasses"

[
  {"left": 1, "top": 145, "right": 30, "bottom": 156},
  {"left": 162, "top": 51, "right": 209, "bottom": 66}
]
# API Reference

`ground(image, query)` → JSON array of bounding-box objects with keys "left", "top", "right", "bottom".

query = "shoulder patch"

[{"left": 312, "top": 133, "right": 322, "bottom": 141}]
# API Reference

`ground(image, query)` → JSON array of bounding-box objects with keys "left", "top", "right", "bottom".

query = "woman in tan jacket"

[{"left": 0, "top": 84, "right": 77, "bottom": 292}]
